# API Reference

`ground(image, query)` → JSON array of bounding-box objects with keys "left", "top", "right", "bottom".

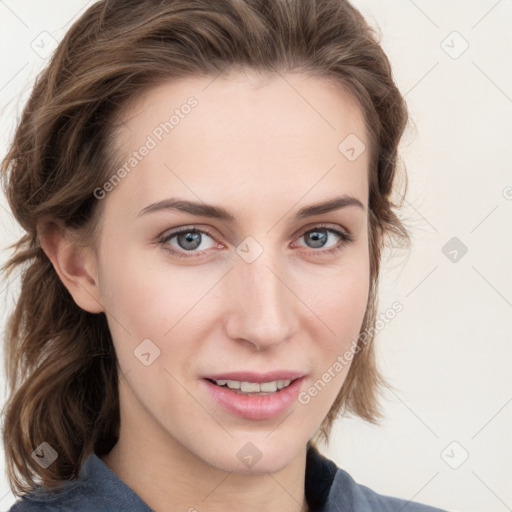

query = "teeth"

[
  {"left": 214, "top": 379, "right": 292, "bottom": 392},
  {"left": 240, "top": 382, "right": 260, "bottom": 392},
  {"left": 215, "top": 379, "right": 241, "bottom": 389},
  {"left": 260, "top": 381, "right": 277, "bottom": 392}
]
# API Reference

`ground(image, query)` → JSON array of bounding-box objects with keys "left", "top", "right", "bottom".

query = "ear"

[{"left": 37, "top": 217, "right": 104, "bottom": 314}]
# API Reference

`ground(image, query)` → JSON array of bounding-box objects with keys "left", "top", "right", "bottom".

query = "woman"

[{"left": 1, "top": 0, "right": 448, "bottom": 511}]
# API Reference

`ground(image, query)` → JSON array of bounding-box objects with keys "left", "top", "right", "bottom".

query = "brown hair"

[{"left": 1, "top": 0, "right": 409, "bottom": 497}]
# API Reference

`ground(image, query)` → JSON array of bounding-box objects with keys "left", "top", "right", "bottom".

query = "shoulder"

[
  {"left": 5, "top": 453, "right": 151, "bottom": 512},
  {"left": 305, "top": 443, "right": 450, "bottom": 512},
  {"left": 6, "top": 482, "right": 116, "bottom": 512},
  {"left": 7, "top": 499, "right": 50, "bottom": 511},
  {"left": 329, "top": 466, "right": 449, "bottom": 512}
]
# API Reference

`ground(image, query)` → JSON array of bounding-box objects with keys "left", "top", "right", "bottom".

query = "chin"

[{"left": 193, "top": 430, "right": 310, "bottom": 475}]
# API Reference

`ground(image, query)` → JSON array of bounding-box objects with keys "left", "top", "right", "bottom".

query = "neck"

[{"left": 102, "top": 436, "right": 309, "bottom": 512}]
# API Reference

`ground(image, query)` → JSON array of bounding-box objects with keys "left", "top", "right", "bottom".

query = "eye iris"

[
  {"left": 306, "top": 229, "right": 327, "bottom": 248},
  {"left": 178, "top": 231, "right": 202, "bottom": 250},
  {"left": 169, "top": 228, "right": 337, "bottom": 253}
]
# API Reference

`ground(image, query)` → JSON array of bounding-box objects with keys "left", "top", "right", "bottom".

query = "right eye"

[{"left": 159, "top": 226, "right": 222, "bottom": 258}]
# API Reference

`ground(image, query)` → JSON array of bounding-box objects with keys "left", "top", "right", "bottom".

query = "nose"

[{"left": 222, "top": 248, "right": 299, "bottom": 351}]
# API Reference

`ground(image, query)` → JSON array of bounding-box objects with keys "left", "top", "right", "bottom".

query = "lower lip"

[{"left": 202, "top": 377, "right": 305, "bottom": 420}]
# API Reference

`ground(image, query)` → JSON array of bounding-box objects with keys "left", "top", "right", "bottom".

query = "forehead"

[{"left": 105, "top": 71, "right": 370, "bottom": 221}]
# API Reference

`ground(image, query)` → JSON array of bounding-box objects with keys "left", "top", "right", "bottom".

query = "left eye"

[
  {"left": 295, "top": 227, "right": 350, "bottom": 250},
  {"left": 159, "top": 225, "right": 353, "bottom": 258}
]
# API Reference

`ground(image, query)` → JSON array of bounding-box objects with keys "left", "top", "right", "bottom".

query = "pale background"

[{"left": 0, "top": 1, "right": 511, "bottom": 511}]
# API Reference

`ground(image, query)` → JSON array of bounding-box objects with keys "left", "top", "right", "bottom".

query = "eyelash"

[{"left": 158, "top": 224, "right": 354, "bottom": 259}]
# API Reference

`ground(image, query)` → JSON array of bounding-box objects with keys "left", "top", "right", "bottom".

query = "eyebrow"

[{"left": 137, "top": 195, "right": 366, "bottom": 221}]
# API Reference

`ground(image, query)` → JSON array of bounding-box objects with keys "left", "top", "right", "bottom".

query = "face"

[{"left": 92, "top": 70, "right": 370, "bottom": 474}]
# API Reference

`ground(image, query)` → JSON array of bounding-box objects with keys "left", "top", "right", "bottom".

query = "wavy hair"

[{"left": 1, "top": 0, "right": 410, "bottom": 496}]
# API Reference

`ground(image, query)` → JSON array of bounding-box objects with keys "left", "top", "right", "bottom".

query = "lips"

[
  {"left": 202, "top": 370, "right": 304, "bottom": 383},
  {"left": 201, "top": 370, "right": 306, "bottom": 420}
]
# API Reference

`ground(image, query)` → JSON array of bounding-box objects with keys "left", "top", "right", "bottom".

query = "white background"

[{"left": 0, "top": 1, "right": 511, "bottom": 511}]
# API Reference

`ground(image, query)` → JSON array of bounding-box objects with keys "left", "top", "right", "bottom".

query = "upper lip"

[{"left": 203, "top": 370, "right": 305, "bottom": 383}]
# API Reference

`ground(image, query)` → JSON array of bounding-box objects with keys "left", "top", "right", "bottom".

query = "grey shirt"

[{"left": 8, "top": 444, "right": 448, "bottom": 511}]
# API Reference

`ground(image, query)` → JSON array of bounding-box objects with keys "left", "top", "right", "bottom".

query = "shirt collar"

[{"left": 305, "top": 441, "right": 341, "bottom": 511}]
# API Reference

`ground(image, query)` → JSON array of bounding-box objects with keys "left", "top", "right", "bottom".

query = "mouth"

[
  {"left": 205, "top": 377, "right": 296, "bottom": 396},
  {"left": 201, "top": 371, "right": 306, "bottom": 420}
]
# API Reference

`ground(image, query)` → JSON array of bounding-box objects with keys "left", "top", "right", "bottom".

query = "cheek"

[
  {"left": 97, "top": 239, "right": 187, "bottom": 326},
  {"left": 306, "top": 253, "right": 370, "bottom": 342},
  {"left": 96, "top": 241, "right": 220, "bottom": 368},
  {"left": 335, "top": 264, "right": 370, "bottom": 333},
  {"left": 300, "top": 259, "right": 370, "bottom": 406},
  {"left": 298, "top": 262, "right": 370, "bottom": 414}
]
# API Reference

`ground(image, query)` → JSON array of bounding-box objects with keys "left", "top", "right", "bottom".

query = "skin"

[{"left": 41, "top": 70, "right": 370, "bottom": 512}]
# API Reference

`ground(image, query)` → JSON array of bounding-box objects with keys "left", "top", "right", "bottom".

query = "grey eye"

[
  {"left": 176, "top": 231, "right": 203, "bottom": 250},
  {"left": 303, "top": 229, "right": 329, "bottom": 249}
]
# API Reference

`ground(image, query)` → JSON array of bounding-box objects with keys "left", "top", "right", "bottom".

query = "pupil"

[
  {"left": 179, "top": 231, "right": 201, "bottom": 250},
  {"left": 307, "top": 229, "right": 327, "bottom": 248}
]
